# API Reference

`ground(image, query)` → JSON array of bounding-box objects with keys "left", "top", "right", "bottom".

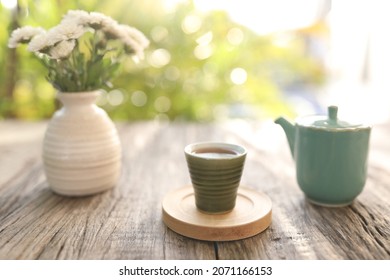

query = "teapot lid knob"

[
  {"left": 296, "top": 105, "right": 369, "bottom": 129},
  {"left": 328, "top": 106, "right": 338, "bottom": 121}
]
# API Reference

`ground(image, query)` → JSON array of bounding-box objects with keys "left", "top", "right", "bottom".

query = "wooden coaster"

[{"left": 162, "top": 186, "right": 272, "bottom": 241}]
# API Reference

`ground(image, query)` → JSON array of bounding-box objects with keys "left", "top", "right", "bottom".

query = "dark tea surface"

[{"left": 192, "top": 147, "right": 238, "bottom": 159}]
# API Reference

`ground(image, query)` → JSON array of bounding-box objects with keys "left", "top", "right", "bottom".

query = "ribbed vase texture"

[{"left": 42, "top": 91, "right": 121, "bottom": 196}]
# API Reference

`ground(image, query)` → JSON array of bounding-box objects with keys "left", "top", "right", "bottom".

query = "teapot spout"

[{"left": 275, "top": 117, "right": 295, "bottom": 158}]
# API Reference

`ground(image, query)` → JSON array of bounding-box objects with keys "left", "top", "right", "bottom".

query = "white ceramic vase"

[{"left": 42, "top": 91, "right": 121, "bottom": 196}]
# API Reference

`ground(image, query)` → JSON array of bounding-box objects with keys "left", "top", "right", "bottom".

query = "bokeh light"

[
  {"left": 164, "top": 66, "right": 181, "bottom": 81},
  {"left": 1, "top": 0, "right": 17, "bottom": 9},
  {"left": 227, "top": 27, "right": 244, "bottom": 45},
  {"left": 230, "top": 68, "right": 247, "bottom": 85},
  {"left": 194, "top": 45, "right": 212, "bottom": 60},
  {"left": 107, "top": 90, "right": 124, "bottom": 106},
  {"left": 154, "top": 96, "right": 171, "bottom": 113},
  {"left": 148, "top": 48, "right": 171, "bottom": 68},
  {"left": 150, "top": 26, "right": 169, "bottom": 43},
  {"left": 131, "top": 91, "right": 148, "bottom": 107},
  {"left": 181, "top": 14, "right": 202, "bottom": 34}
]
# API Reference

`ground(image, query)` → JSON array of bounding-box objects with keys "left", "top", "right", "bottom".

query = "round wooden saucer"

[{"left": 162, "top": 186, "right": 272, "bottom": 241}]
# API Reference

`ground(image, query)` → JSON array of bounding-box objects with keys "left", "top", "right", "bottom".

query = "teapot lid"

[{"left": 296, "top": 106, "right": 367, "bottom": 129}]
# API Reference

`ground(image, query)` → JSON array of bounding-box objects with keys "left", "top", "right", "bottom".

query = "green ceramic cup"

[
  {"left": 184, "top": 142, "right": 247, "bottom": 214},
  {"left": 275, "top": 106, "right": 371, "bottom": 207}
]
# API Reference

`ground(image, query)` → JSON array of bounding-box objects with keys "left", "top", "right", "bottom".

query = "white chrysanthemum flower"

[
  {"left": 49, "top": 40, "right": 76, "bottom": 59},
  {"left": 116, "top": 25, "right": 149, "bottom": 59},
  {"left": 28, "top": 33, "right": 51, "bottom": 52},
  {"left": 102, "top": 22, "right": 126, "bottom": 40},
  {"left": 123, "top": 25, "right": 150, "bottom": 49},
  {"left": 122, "top": 35, "right": 143, "bottom": 58},
  {"left": 48, "top": 22, "right": 86, "bottom": 42},
  {"left": 10, "top": 9, "right": 150, "bottom": 91},
  {"left": 61, "top": 10, "right": 90, "bottom": 26},
  {"left": 29, "top": 22, "right": 85, "bottom": 52},
  {"left": 8, "top": 26, "right": 45, "bottom": 48},
  {"left": 89, "top": 11, "right": 117, "bottom": 29},
  {"left": 62, "top": 10, "right": 118, "bottom": 31}
]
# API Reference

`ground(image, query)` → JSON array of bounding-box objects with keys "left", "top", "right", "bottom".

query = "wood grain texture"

[
  {"left": 162, "top": 186, "right": 272, "bottom": 241},
  {"left": 0, "top": 120, "right": 389, "bottom": 260}
]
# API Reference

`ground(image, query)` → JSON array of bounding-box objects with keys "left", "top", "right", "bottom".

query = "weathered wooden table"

[{"left": 0, "top": 120, "right": 389, "bottom": 259}]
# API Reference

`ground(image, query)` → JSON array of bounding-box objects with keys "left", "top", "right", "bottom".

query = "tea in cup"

[{"left": 184, "top": 142, "right": 247, "bottom": 214}]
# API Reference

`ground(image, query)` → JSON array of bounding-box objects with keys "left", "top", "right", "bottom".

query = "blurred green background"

[{"left": 0, "top": 0, "right": 326, "bottom": 121}]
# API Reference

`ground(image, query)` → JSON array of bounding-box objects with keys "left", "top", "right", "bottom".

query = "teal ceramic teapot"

[{"left": 275, "top": 106, "right": 371, "bottom": 207}]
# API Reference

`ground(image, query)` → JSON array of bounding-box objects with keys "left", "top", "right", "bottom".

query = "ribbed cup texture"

[
  {"left": 185, "top": 150, "right": 246, "bottom": 213},
  {"left": 42, "top": 91, "right": 121, "bottom": 196}
]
